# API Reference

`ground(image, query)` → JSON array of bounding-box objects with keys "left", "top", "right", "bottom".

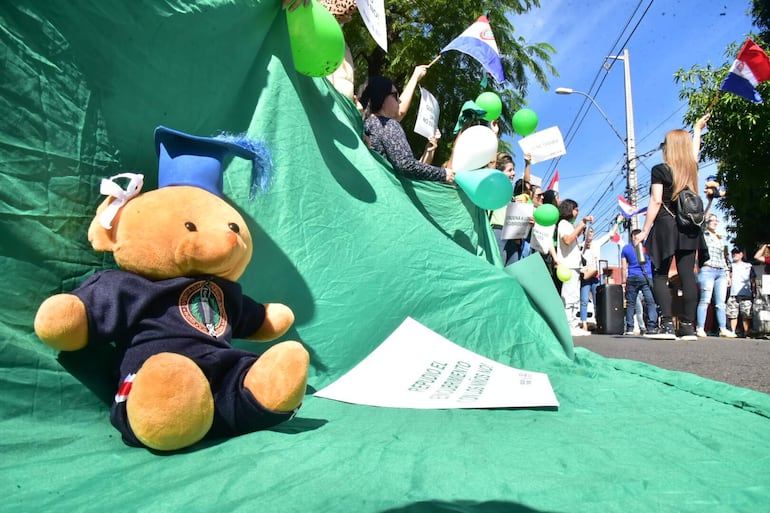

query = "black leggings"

[{"left": 651, "top": 249, "right": 697, "bottom": 325}]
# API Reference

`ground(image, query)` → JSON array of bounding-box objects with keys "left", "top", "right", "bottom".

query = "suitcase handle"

[{"left": 599, "top": 259, "right": 609, "bottom": 285}]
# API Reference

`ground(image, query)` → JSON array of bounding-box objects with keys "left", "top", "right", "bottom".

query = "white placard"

[
  {"left": 501, "top": 201, "right": 533, "bottom": 240},
  {"left": 763, "top": 274, "right": 770, "bottom": 296},
  {"left": 529, "top": 223, "right": 556, "bottom": 255},
  {"left": 314, "top": 317, "right": 559, "bottom": 409},
  {"left": 355, "top": 0, "right": 387, "bottom": 52},
  {"left": 414, "top": 87, "right": 440, "bottom": 139},
  {"left": 517, "top": 126, "right": 567, "bottom": 164}
]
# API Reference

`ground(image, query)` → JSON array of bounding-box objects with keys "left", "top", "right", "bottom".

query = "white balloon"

[{"left": 451, "top": 125, "right": 499, "bottom": 172}]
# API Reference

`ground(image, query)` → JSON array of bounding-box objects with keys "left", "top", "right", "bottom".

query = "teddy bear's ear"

[{"left": 87, "top": 197, "right": 118, "bottom": 252}]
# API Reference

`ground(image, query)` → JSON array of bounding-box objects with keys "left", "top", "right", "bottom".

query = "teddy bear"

[{"left": 34, "top": 126, "right": 309, "bottom": 452}]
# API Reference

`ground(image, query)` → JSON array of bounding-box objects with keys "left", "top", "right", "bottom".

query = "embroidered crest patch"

[{"left": 179, "top": 280, "right": 228, "bottom": 337}]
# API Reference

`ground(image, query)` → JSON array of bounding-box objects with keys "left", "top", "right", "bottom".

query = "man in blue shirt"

[{"left": 622, "top": 229, "right": 663, "bottom": 338}]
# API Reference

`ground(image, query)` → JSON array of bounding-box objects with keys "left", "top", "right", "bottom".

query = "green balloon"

[
  {"left": 533, "top": 204, "right": 559, "bottom": 226},
  {"left": 286, "top": 0, "right": 345, "bottom": 78},
  {"left": 512, "top": 108, "right": 539, "bottom": 136},
  {"left": 556, "top": 265, "right": 572, "bottom": 283},
  {"left": 475, "top": 92, "right": 502, "bottom": 121}
]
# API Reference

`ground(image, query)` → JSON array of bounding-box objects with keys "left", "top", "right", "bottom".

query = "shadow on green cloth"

[{"left": 380, "top": 499, "right": 557, "bottom": 513}]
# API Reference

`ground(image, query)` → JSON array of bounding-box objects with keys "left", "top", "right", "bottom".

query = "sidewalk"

[{"left": 573, "top": 332, "right": 770, "bottom": 395}]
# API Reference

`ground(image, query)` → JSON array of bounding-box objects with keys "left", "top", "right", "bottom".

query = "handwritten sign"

[
  {"left": 529, "top": 223, "right": 556, "bottom": 255},
  {"left": 414, "top": 87, "right": 440, "bottom": 139},
  {"left": 501, "top": 202, "right": 533, "bottom": 240},
  {"left": 314, "top": 317, "right": 559, "bottom": 409},
  {"left": 355, "top": 0, "right": 387, "bottom": 52},
  {"left": 517, "top": 126, "right": 567, "bottom": 164}
]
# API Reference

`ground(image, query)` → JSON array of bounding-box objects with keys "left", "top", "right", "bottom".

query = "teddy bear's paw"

[
  {"left": 250, "top": 303, "right": 296, "bottom": 341},
  {"left": 34, "top": 294, "right": 89, "bottom": 351},
  {"left": 244, "top": 341, "right": 309, "bottom": 412},
  {"left": 127, "top": 352, "right": 214, "bottom": 451}
]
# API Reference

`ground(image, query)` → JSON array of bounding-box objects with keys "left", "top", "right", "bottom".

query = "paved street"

[{"left": 573, "top": 332, "right": 770, "bottom": 395}]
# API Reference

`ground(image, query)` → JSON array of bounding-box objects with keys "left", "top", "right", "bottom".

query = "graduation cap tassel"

[{"left": 214, "top": 133, "right": 274, "bottom": 201}]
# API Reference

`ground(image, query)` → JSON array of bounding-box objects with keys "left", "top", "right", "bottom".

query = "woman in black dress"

[{"left": 635, "top": 114, "right": 710, "bottom": 340}]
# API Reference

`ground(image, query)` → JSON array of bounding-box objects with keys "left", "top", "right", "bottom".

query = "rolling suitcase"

[{"left": 596, "top": 260, "right": 625, "bottom": 334}]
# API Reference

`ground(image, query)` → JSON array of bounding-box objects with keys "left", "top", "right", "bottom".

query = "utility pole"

[{"left": 608, "top": 49, "right": 639, "bottom": 233}]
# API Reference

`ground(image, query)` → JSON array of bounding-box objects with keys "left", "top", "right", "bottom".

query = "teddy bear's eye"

[
  {"left": 185, "top": 222, "right": 197, "bottom": 232},
  {"left": 228, "top": 223, "right": 240, "bottom": 234}
]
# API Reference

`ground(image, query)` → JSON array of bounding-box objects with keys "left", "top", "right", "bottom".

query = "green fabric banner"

[{"left": 1, "top": 2, "right": 769, "bottom": 512}]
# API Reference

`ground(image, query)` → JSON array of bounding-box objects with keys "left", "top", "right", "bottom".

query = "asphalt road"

[{"left": 573, "top": 332, "right": 770, "bottom": 395}]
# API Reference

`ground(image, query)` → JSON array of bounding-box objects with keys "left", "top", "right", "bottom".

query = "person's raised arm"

[
  {"left": 692, "top": 112, "right": 710, "bottom": 160},
  {"left": 562, "top": 215, "right": 594, "bottom": 246},
  {"left": 754, "top": 243, "right": 770, "bottom": 262},
  {"left": 636, "top": 183, "right": 662, "bottom": 244},
  {"left": 397, "top": 65, "right": 428, "bottom": 121},
  {"left": 522, "top": 153, "right": 532, "bottom": 186}
]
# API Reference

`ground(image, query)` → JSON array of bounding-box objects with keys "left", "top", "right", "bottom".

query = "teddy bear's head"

[
  {"left": 88, "top": 185, "right": 253, "bottom": 281},
  {"left": 85, "top": 125, "right": 273, "bottom": 281}
]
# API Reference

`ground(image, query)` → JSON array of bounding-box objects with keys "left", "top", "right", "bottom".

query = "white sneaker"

[
  {"left": 719, "top": 328, "right": 738, "bottom": 338},
  {"left": 696, "top": 327, "right": 708, "bottom": 338},
  {"left": 570, "top": 327, "right": 590, "bottom": 337}
]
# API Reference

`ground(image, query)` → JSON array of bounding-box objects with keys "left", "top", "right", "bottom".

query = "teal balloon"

[
  {"left": 556, "top": 265, "right": 572, "bottom": 282},
  {"left": 475, "top": 92, "right": 502, "bottom": 121},
  {"left": 512, "top": 108, "right": 539, "bottom": 136},
  {"left": 287, "top": 0, "right": 345, "bottom": 77},
  {"left": 455, "top": 169, "right": 513, "bottom": 210},
  {"left": 533, "top": 204, "right": 559, "bottom": 226}
]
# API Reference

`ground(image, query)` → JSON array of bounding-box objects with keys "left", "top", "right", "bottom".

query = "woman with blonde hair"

[{"left": 635, "top": 114, "right": 710, "bottom": 340}]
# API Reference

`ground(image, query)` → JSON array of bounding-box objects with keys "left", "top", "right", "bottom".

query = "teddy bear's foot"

[
  {"left": 127, "top": 352, "right": 214, "bottom": 451},
  {"left": 244, "top": 341, "right": 309, "bottom": 412}
]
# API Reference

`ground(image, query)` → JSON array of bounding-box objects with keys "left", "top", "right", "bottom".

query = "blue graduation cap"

[{"left": 154, "top": 126, "right": 273, "bottom": 200}]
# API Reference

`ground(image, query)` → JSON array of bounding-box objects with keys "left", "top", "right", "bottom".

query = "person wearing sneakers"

[
  {"left": 635, "top": 114, "right": 711, "bottom": 341},
  {"left": 556, "top": 199, "right": 594, "bottom": 337},
  {"left": 621, "top": 229, "right": 661, "bottom": 337},
  {"left": 726, "top": 247, "right": 756, "bottom": 337},
  {"left": 696, "top": 214, "right": 737, "bottom": 338}
]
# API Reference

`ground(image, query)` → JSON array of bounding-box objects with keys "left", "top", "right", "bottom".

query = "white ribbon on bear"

[{"left": 98, "top": 173, "right": 144, "bottom": 229}]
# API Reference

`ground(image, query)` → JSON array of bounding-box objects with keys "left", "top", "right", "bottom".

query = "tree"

[
  {"left": 674, "top": 1, "right": 770, "bottom": 252},
  {"left": 342, "top": 0, "right": 557, "bottom": 164}
]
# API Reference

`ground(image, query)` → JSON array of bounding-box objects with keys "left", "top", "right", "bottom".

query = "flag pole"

[
  {"left": 705, "top": 91, "right": 721, "bottom": 116},
  {"left": 427, "top": 54, "right": 442, "bottom": 68}
]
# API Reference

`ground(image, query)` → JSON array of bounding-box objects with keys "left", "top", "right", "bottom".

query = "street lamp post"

[{"left": 556, "top": 49, "right": 640, "bottom": 232}]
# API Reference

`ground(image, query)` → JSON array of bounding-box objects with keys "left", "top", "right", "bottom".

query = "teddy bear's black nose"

[
  {"left": 185, "top": 222, "right": 197, "bottom": 232},
  {"left": 228, "top": 223, "right": 240, "bottom": 234}
]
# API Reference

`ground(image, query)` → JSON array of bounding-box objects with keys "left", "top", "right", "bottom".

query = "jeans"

[
  {"left": 625, "top": 274, "right": 658, "bottom": 330},
  {"left": 580, "top": 275, "right": 599, "bottom": 322},
  {"left": 696, "top": 266, "right": 729, "bottom": 330},
  {"left": 492, "top": 228, "right": 530, "bottom": 267}
]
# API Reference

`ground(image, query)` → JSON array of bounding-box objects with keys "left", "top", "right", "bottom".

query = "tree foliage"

[
  {"left": 674, "top": 1, "right": 770, "bottom": 251},
  {"left": 342, "top": 0, "right": 557, "bottom": 164}
]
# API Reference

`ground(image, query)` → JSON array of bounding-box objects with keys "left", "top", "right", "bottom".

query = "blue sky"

[{"left": 503, "top": 0, "right": 757, "bottom": 264}]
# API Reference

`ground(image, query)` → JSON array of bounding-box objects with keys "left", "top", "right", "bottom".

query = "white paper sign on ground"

[
  {"left": 356, "top": 0, "right": 387, "bottom": 52},
  {"left": 314, "top": 317, "right": 559, "bottom": 409},
  {"left": 517, "top": 126, "right": 566, "bottom": 164},
  {"left": 414, "top": 87, "right": 440, "bottom": 139}
]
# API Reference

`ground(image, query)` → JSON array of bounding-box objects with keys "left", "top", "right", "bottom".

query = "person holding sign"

[
  {"left": 361, "top": 73, "right": 455, "bottom": 183},
  {"left": 489, "top": 153, "right": 533, "bottom": 266},
  {"left": 557, "top": 199, "right": 594, "bottom": 337}
]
